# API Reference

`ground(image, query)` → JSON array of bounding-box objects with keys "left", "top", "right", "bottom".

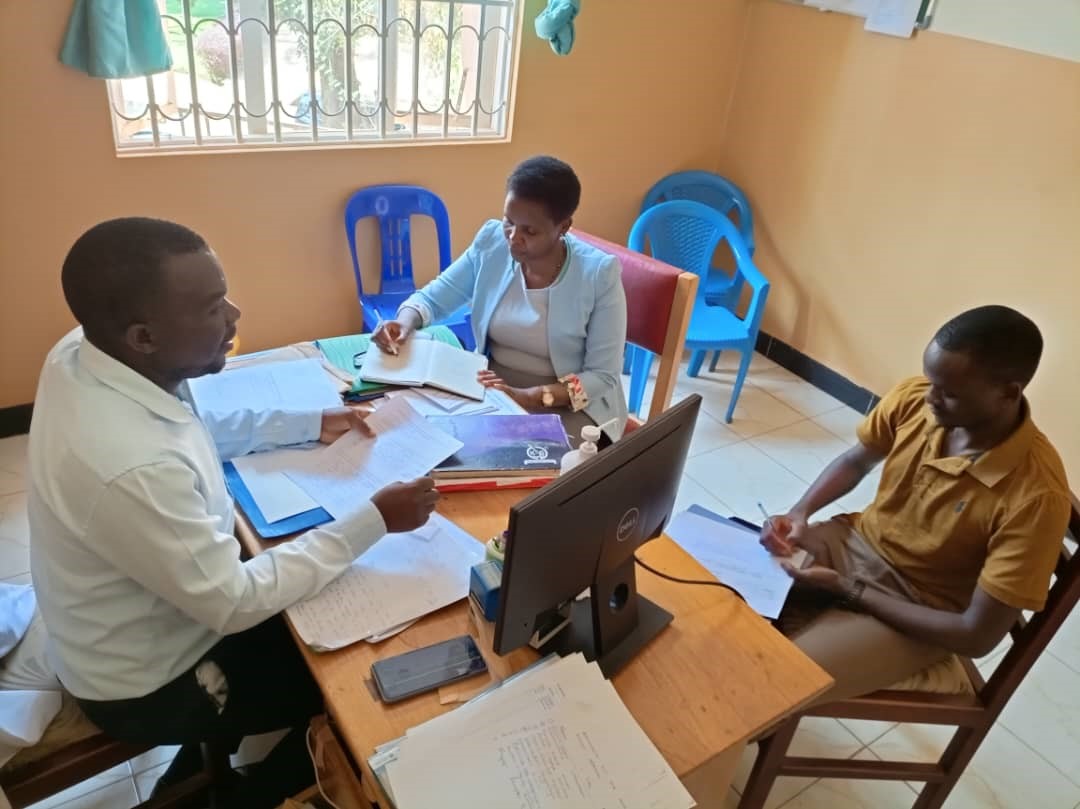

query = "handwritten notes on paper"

[
  {"left": 282, "top": 397, "right": 463, "bottom": 520},
  {"left": 287, "top": 513, "right": 483, "bottom": 650},
  {"left": 384, "top": 654, "right": 694, "bottom": 809},
  {"left": 666, "top": 510, "right": 808, "bottom": 619}
]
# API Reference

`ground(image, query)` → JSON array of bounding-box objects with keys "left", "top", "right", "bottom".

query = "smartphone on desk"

[{"left": 371, "top": 635, "right": 488, "bottom": 704}]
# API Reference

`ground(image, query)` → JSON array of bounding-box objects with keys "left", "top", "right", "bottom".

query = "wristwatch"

[
  {"left": 541, "top": 386, "right": 555, "bottom": 407},
  {"left": 837, "top": 577, "right": 866, "bottom": 611}
]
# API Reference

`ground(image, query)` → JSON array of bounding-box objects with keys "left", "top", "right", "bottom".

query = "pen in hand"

[
  {"left": 756, "top": 501, "right": 774, "bottom": 534},
  {"left": 375, "top": 313, "right": 399, "bottom": 356}
]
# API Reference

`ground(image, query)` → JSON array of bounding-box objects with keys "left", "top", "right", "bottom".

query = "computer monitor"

[{"left": 493, "top": 394, "right": 701, "bottom": 677}]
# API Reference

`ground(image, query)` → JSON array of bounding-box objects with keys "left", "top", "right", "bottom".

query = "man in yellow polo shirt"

[{"left": 761, "top": 305, "right": 1071, "bottom": 701}]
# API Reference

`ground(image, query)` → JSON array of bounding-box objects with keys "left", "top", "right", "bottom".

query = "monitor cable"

[{"left": 634, "top": 556, "right": 747, "bottom": 604}]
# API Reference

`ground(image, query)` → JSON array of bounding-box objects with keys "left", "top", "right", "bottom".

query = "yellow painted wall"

[
  {"left": 721, "top": 1, "right": 1080, "bottom": 476},
  {"left": 0, "top": 0, "right": 749, "bottom": 405}
]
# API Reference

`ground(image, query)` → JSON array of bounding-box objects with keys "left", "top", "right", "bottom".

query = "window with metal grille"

[{"left": 107, "top": 0, "right": 521, "bottom": 153}]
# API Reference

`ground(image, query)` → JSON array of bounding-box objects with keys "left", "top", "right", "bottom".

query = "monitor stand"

[{"left": 538, "top": 557, "right": 673, "bottom": 678}]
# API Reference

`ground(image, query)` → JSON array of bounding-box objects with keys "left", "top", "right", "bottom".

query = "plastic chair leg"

[
  {"left": 627, "top": 347, "right": 654, "bottom": 417},
  {"left": 688, "top": 349, "right": 708, "bottom": 378},
  {"left": 725, "top": 347, "right": 754, "bottom": 424},
  {"left": 709, "top": 351, "right": 723, "bottom": 373},
  {"left": 622, "top": 345, "right": 635, "bottom": 376}
]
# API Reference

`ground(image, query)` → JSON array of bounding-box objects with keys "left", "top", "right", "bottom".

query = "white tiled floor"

[{"left": 3, "top": 352, "right": 1080, "bottom": 808}]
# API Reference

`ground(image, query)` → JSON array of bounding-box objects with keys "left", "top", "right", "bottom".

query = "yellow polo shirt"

[{"left": 854, "top": 377, "right": 1071, "bottom": 612}]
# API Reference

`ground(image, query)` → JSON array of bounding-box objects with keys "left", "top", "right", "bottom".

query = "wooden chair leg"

[
  {"left": 202, "top": 741, "right": 235, "bottom": 809},
  {"left": 911, "top": 726, "right": 984, "bottom": 809},
  {"left": 737, "top": 715, "right": 800, "bottom": 809}
]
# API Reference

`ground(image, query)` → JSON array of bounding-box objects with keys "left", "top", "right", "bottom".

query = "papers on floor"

[
  {"left": 282, "top": 397, "right": 463, "bottom": 520},
  {"left": 287, "top": 514, "right": 483, "bottom": 650},
  {"left": 187, "top": 357, "right": 343, "bottom": 421},
  {"left": 381, "top": 652, "right": 694, "bottom": 809},
  {"left": 358, "top": 338, "right": 488, "bottom": 400},
  {"left": 666, "top": 509, "right": 808, "bottom": 619}
]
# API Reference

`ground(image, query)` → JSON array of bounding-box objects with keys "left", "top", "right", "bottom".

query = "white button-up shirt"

[{"left": 28, "top": 330, "right": 386, "bottom": 701}]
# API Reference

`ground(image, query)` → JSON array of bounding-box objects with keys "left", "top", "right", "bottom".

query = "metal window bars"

[{"left": 108, "top": 0, "right": 518, "bottom": 152}]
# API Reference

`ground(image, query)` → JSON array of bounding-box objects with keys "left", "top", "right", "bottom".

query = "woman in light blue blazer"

[{"left": 373, "top": 156, "right": 629, "bottom": 440}]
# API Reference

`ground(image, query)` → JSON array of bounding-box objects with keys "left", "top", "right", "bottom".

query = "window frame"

[{"left": 107, "top": 0, "right": 523, "bottom": 156}]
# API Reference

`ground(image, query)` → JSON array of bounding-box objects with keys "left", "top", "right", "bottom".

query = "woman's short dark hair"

[{"left": 506, "top": 156, "right": 581, "bottom": 223}]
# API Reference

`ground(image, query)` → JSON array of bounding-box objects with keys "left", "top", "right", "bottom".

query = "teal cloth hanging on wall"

[
  {"left": 535, "top": 0, "right": 580, "bottom": 56},
  {"left": 60, "top": 0, "right": 173, "bottom": 79}
]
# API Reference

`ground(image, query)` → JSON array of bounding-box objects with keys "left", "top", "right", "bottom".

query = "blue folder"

[{"left": 224, "top": 461, "right": 332, "bottom": 539}]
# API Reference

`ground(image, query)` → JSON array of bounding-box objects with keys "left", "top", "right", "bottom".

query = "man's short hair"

[
  {"left": 61, "top": 218, "right": 208, "bottom": 343},
  {"left": 506, "top": 156, "right": 581, "bottom": 223},
  {"left": 933, "top": 305, "right": 1043, "bottom": 386}
]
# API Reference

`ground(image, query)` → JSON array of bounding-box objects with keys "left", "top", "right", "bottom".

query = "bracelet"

[
  {"left": 837, "top": 578, "right": 866, "bottom": 611},
  {"left": 558, "top": 373, "right": 589, "bottom": 412}
]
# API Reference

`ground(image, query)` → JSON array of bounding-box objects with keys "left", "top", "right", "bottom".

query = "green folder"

[{"left": 316, "top": 326, "right": 463, "bottom": 397}]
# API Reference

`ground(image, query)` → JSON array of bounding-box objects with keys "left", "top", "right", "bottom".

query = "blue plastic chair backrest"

[
  {"left": 344, "top": 185, "right": 453, "bottom": 298},
  {"left": 641, "top": 171, "right": 755, "bottom": 255},
  {"left": 630, "top": 200, "right": 769, "bottom": 331}
]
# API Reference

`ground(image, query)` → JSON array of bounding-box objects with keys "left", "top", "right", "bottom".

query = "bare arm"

[
  {"left": 787, "top": 562, "right": 1019, "bottom": 658},
  {"left": 791, "top": 442, "right": 886, "bottom": 520},
  {"left": 857, "top": 584, "right": 1017, "bottom": 658},
  {"left": 763, "top": 442, "right": 886, "bottom": 556}
]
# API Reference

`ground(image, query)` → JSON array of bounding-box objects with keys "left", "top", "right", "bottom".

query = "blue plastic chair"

[
  {"left": 628, "top": 200, "right": 769, "bottom": 423},
  {"left": 624, "top": 171, "right": 757, "bottom": 378},
  {"left": 344, "top": 185, "right": 473, "bottom": 349},
  {"left": 641, "top": 170, "right": 755, "bottom": 308}
]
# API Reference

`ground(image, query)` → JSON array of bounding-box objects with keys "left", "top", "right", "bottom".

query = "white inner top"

[{"left": 487, "top": 268, "right": 559, "bottom": 379}]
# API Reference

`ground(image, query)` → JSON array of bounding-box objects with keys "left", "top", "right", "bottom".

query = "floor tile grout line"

[
  {"left": 1045, "top": 646, "right": 1080, "bottom": 679},
  {"left": 769, "top": 741, "right": 871, "bottom": 809},
  {"left": 992, "top": 715, "right": 1080, "bottom": 791}
]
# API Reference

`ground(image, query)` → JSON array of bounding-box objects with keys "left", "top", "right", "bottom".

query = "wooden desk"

[{"left": 237, "top": 489, "right": 832, "bottom": 808}]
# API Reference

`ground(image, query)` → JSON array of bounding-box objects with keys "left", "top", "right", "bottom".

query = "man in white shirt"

[{"left": 28, "top": 218, "right": 438, "bottom": 808}]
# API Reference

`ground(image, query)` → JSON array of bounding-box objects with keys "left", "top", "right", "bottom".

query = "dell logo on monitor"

[{"left": 616, "top": 507, "right": 640, "bottom": 542}]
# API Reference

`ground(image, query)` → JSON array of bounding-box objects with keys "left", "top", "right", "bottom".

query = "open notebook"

[{"left": 358, "top": 339, "right": 487, "bottom": 401}]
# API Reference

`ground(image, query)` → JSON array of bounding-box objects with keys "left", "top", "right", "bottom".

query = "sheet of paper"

[
  {"left": 231, "top": 448, "right": 321, "bottom": 523},
  {"left": 187, "top": 357, "right": 342, "bottom": 417},
  {"left": 865, "top": 0, "right": 923, "bottom": 37},
  {"left": 425, "top": 342, "right": 488, "bottom": 400},
  {"left": 286, "top": 513, "right": 484, "bottom": 650},
  {"left": 283, "top": 397, "right": 463, "bottom": 520},
  {"left": 387, "top": 654, "right": 693, "bottom": 809},
  {"left": 358, "top": 338, "right": 430, "bottom": 386},
  {"left": 666, "top": 510, "right": 807, "bottom": 619},
  {"left": 385, "top": 387, "right": 526, "bottom": 418}
]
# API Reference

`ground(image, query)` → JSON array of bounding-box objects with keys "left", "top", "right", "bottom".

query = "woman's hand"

[
  {"left": 477, "top": 370, "right": 541, "bottom": 409},
  {"left": 371, "top": 320, "right": 414, "bottom": 355}
]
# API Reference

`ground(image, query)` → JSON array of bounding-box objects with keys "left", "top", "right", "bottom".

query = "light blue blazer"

[{"left": 401, "top": 220, "right": 629, "bottom": 439}]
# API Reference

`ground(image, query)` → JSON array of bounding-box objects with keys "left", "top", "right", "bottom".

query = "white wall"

[{"left": 930, "top": 0, "right": 1080, "bottom": 62}]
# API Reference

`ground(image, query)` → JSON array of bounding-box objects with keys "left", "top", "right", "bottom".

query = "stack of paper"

[
  {"left": 384, "top": 386, "right": 526, "bottom": 418},
  {"left": 380, "top": 653, "right": 694, "bottom": 809},
  {"left": 287, "top": 513, "right": 484, "bottom": 650},
  {"left": 665, "top": 508, "right": 808, "bottom": 619}
]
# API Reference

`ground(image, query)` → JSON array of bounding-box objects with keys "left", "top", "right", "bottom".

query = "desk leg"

[{"left": 680, "top": 743, "right": 743, "bottom": 809}]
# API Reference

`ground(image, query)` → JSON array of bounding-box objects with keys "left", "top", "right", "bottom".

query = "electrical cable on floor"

[
  {"left": 634, "top": 555, "right": 747, "bottom": 603},
  {"left": 305, "top": 725, "right": 343, "bottom": 809}
]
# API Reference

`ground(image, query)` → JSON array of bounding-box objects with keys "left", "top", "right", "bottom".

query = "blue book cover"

[{"left": 429, "top": 414, "right": 571, "bottom": 477}]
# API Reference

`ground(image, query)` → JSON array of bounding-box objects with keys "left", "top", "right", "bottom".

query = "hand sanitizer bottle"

[{"left": 560, "top": 425, "right": 602, "bottom": 474}]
